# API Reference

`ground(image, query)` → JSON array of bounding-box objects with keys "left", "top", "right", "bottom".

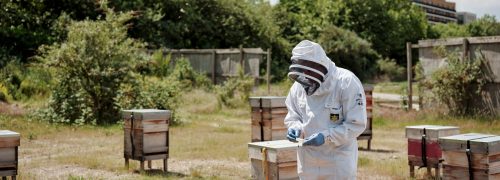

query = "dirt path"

[
  {"left": 17, "top": 128, "right": 250, "bottom": 179},
  {"left": 0, "top": 101, "right": 25, "bottom": 115}
]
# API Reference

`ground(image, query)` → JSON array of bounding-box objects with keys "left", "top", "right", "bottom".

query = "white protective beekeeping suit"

[{"left": 284, "top": 40, "right": 367, "bottom": 179}]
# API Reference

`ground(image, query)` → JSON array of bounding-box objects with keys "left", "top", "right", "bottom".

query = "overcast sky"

[
  {"left": 448, "top": 0, "right": 500, "bottom": 19},
  {"left": 270, "top": 0, "right": 500, "bottom": 20}
]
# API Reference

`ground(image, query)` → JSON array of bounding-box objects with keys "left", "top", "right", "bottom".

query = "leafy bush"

[
  {"left": 376, "top": 58, "right": 406, "bottom": 81},
  {"left": 36, "top": 9, "right": 146, "bottom": 125},
  {"left": 0, "top": 61, "right": 23, "bottom": 100},
  {"left": 0, "top": 60, "right": 53, "bottom": 101},
  {"left": 168, "top": 58, "right": 210, "bottom": 89},
  {"left": 0, "top": 84, "right": 11, "bottom": 102},
  {"left": 19, "top": 67, "right": 53, "bottom": 99},
  {"left": 116, "top": 76, "right": 182, "bottom": 125},
  {"left": 150, "top": 50, "right": 172, "bottom": 77},
  {"left": 424, "top": 47, "right": 489, "bottom": 116},
  {"left": 215, "top": 67, "right": 254, "bottom": 109},
  {"left": 140, "top": 51, "right": 212, "bottom": 90}
]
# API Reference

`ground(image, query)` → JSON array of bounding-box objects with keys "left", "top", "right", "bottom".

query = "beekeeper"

[{"left": 285, "top": 40, "right": 367, "bottom": 179}]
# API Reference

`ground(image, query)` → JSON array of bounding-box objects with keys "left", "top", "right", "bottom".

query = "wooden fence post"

[
  {"left": 462, "top": 38, "right": 469, "bottom": 61},
  {"left": 266, "top": 48, "right": 271, "bottom": 94},
  {"left": 240, "top": 45, "right": 244, "bottom": 73},
  {"left": 407, "top": 42, "right": 413, "bottom": 111},
  {"left": 212, "top": 49, "right": 216, "bottom": 84}
]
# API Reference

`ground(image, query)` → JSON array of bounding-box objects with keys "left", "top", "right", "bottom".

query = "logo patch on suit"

[
  {"left": 356, "top": 93, "right": 363, "bottom": 106},
  {"left": 330, "top": 113, "right": 340, "bottom": 122}
]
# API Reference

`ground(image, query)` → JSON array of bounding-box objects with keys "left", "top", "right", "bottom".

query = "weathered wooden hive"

[
  {"left": 122, "top": 109, "right": 170, "bottom": 171},
  {"left": 248, "top": 140, "right": 299, "bottom": 180},
  {"left": 358, "top": 84, "right": 374, "bottom": 149},
  {"left": 405, "top": 125, "right": 459, "bottom": 177},
  {"left": 0, "top": 130, "right": 20, "bottom": 180},
  {"left": 439, "top": 133, "right": 500, "bottom": 179},
  {"left": 249, "top": 97, "right": 287, "bottom": 142}
]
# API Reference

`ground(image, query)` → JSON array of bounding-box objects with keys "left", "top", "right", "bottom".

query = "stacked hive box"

[
  {"left": 406, "top": 125, "right": 459, "bottom": 178},
  {"left": 249, "top": 97, "right": 287, "bottom": 142},
  {"left": 0, "top": 130, "right": 20, "bottom": 180},
  {"left": 358, "top": 84, "right": 374, "bottom": 150},
  {"left": 122, "top": 109, "right": 170, "bottom": 171},
  {"left": 248, "top": 140, "right": 299, "bottom": 180},
  {"left": 439, "top": 133, "right": 500, "bottom": 179}
]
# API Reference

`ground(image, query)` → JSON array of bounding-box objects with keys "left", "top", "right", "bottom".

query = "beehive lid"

[
  {"left": 249, "top": 96, "right": 286, "bottom": 108},
  {"left": 439, "top": 133, "right": 497, "bottom": 152},
  {"left": 0, "top": 130, "right": 20, "bottom": 138},
  {"left": 406, "top": 125, "right": 459, "bottom": 140},
  {"left": 469, "top": 136, "right": 500, "bottom": 154},
  {"left": 248, "top": 140, "right": 298, "bottom": 163},
  {"left": 122, "top": 109, "right": 171, "bottom": 121}
]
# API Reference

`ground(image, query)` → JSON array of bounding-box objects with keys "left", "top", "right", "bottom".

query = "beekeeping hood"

[{"left": 288, "top": 40, "right": 336, "bottom": 96}]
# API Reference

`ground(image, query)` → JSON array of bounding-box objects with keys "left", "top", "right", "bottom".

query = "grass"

[
  {"left": 1, "top": 84, "right": 499, "bottom": 179},
  {"left": 374, "top": 81, "right": 420, "bottom": 96}
]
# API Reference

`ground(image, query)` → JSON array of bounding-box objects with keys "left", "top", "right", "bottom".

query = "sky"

[
  {"left": 270, "top": 0, "right": 500, "bottom": 20},
  {"left": 447, "top": 0, "right": 500, "bottom": 19}
]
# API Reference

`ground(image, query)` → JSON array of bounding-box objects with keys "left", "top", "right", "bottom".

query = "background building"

[
  {"left": 457, "top": 11, "right": 477, "bottom": 24},
  {"left": 412, "top": 0, "right": 457, "bottom": 24}
]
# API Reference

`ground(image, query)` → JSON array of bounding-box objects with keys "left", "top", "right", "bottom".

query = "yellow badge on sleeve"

[{"left": 330, "top": 113, "right": 339, "bottom": 122}]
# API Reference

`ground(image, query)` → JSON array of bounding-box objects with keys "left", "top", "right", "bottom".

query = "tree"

[
  {"left": 428, "top": 15, "right": 500, "bottom": 39},
  {"left": 428, "top": 23, "right": 470, "bottom": 38},
  {"left": 318, "top": 26, "right": 380, "bottom": 80},
  {"left": 37, "top": 9, "right": 146, "bottom": 125},
  {"left": 329, "top": 0, "right": 428, "bottom": 64},
  {"left": 273, "top": 0, "right": 428, "bottom": 77},
  {"left": 0, "top": 0, "right": 100, "bottom": 62},
  {"left": 467, "top": 15, "right": 500, "bottom": 37}
]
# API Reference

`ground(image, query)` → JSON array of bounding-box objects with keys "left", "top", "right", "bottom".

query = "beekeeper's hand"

[
  {"left": 287, "top": 128, "right": 301, "bottom": 142},
  {"left": 303, "top": 133, "right": 325, "bottom": 146}
]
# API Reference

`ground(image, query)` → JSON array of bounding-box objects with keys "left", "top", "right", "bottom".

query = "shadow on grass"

[
  {"left": 358, "top": 148, "right": 399, "bottom": 153},
  {"left": 134, "top": 169, "right": 187, "bottom": 178}
]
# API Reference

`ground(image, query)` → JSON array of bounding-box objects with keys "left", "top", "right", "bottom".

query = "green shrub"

[
  {"left": 19, "top": 67, "right": 53, "bottom": 98},
  {"left": 168, "top": 58, "right": 212, "bottom": 90},
  {"left": 424, "top": 47, "right": 489, "bottom": 116},
  {"left": 0, "top": 60, "right": 25, "bottom": 100},
  {"left": 0, "top": 54, "right": 53, "bottom": 101},
  {"left": 215, "top": 66, "right": 254, "bottom": 109},
  {"left": 36, "top": 9, "right": 147, "bottom": 125},
  {"left": 0, "top": 84, "right": 11, "bottom": 102},
  {"left": 150, "top": 50, "right": 173, "bottom": 77},
  {"left": 116, "top": 76, "right": 182, "bottom": 125},
  {"left": 376, "top": 58, "right": 406, "bottom": 81}
]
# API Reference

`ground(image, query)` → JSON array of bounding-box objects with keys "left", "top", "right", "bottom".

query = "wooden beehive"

[
  {"left": 405, "top": 125, "right": 459, "bottom": 177},
  {"left": 439, "top": 133, "right": 500, "bottom": 179},
  {"left": 249, "top": 97, "right": 287, "bottom": 142},
  {"left": 122, "top": 109, "right": 170, "bottom": 171},
  {"left": 358, "top": 84, "right": 374, "bottom": 149},
  {"left": 0, "top": 130, "right": 20, "bottom": 179},
  {"left": 248, "top": 140, "right": 298, "bottom": 180}
]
